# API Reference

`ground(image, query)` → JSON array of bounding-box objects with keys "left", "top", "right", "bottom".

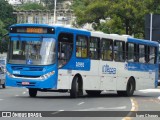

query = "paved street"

[{"left": 0, "top": 87, "right": 160, "bottom": 120}]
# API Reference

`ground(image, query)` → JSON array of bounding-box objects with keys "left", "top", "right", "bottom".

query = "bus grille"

[
  {"left": 13, "top": 75, "right": 40, "bottom": 78},
  {"left": 11, "top": 66, "right": 43, "bottom": 71}
]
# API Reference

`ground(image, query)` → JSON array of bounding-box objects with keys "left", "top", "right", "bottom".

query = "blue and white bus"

[{"left": 5, "top": 23, "right": 159, "bottom": 98}]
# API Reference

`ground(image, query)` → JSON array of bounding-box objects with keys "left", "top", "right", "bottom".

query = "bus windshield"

[{"left": 8, "top": 38, "right": 56, "bottom": 65}]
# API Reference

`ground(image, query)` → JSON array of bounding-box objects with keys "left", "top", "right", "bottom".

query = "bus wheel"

[
  {"left": 117, "top": 78, "right": 135, "bottom": 96},
  {"left": 29, "top": 88, "right": 37, "bottom": 97},
  {"left": 126, "top": 78, "right": 135, "bottom": 96},
  {"left": 70, "top": 76, "right": 81, "bottom": 98},
  {"left": 86, "top": 90, "right": 101, "bottom": 96}
]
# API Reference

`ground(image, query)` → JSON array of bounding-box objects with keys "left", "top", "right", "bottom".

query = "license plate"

[{"left": 22, "top": 82, "right": 30, "bottom": 85}]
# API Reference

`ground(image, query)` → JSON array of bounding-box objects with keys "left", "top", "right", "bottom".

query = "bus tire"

[
  {"left": 117, "top": 78, "right": 135, "bottom": 96},
  {"left": 86, "top": 90, "right": 101, "bottom": 96},
  {"left": 2, "top": 84, "right": 5, "bottom": 88},
  {"left": 29, "top": 88, "right": 37, "bottom": 97},
  {"left": 70, "top": 76, "right": 81, "bottom": 98}
]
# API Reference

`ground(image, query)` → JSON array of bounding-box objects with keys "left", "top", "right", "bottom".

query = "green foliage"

[
  {"left": 16, "top": 3, "right": 47, "bottom": 11},
  {"left": 72, "top": 0, "right": 159, "bottom": 38},
  {"left": 0, "top": 0, "right": 16, "bottom": 53},
  {"left": 0, "top": 0, "right": 16, "bottom": 30},
  {"left": 0, "top": 20, "right": 8, "bottom": 53}
]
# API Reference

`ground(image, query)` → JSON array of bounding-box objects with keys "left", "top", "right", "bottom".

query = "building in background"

[{"left": 12, "top": 0, "right": 74, "bottom": 26}]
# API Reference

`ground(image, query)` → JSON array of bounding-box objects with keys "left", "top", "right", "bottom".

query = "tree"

[
  {"left": 0, "top": 0, "right": 16, "bottom": 30},
  {"left": 16, "top": 3, "right": 47, "bottom": 10},
  {"left": 72, "top": 0, "right": 157, "bottom": 38},
  {"left": 0, "top": 0, "right": 15, "bottom": 52},
  {"left": 0, "top": 20, "right": 8, "bottom": 53}
]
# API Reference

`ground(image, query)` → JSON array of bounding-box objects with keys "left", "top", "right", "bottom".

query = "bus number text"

[{"left": 76, "top": 62, "right": 84, "bottom": 68}]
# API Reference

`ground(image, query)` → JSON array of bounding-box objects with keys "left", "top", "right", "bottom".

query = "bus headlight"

[
  {"left": 6, "top": 71, "right": 14, "bottom": 78},
  {"left": 40, "top": 71, "right": 55, "bottom": 80}
]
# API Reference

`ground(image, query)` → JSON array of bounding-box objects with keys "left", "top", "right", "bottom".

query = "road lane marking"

[
  {"left": 0, "top": 99, "right": 3, "bottom": 101},
  {"left": 158, "top": 96, "right": 160, "bottom": 100},
  {"left": 78, "top": 102, "right": 85, "bottom": 105},
  {"left": 77, "top": 106, "right": 126, "bottom": 111},
  {"left": 122, "top": 98, "right": 139, "bottom": 120},
  {"left": 15, "top": 95, "right": 19, "bottom": 97},
  {"left": 59, "top": 110, "right": 64, "bottom": 111},
  {"left": 51, "top": 110, "right": 64, "bottom": 115},
  {"left": 23, "top": 92, "right": 26, "bottom": 94}
]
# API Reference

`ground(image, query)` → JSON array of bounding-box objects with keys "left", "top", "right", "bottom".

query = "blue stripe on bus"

[
  {"left": 61, "top": 57, "right": 91, "bottom": 71},
  {"left": 126, "top": 62, "right": 158, "bottom": 72}
]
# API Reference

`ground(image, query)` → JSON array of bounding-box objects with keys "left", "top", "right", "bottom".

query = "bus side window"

[
  {"left": 114, "top": 41, "right": 125, "bottom": 62},
  {"left": 101, "top": 38, "right": 113, "bottom": 61},
  {"left": 139, "top": 44, "right": 145, "bottom": 63},
  {"left": 76, "top": 35, "right": 88, "bottom": 58},
  {"left": 148, "top": 46, "right": 157, "bottom": 64},
  {"left": 126, "top": 42, "right": 135, "bottom": 62},
  {"left": 89, "top": 37, "right": 100, "bottom": 60}
]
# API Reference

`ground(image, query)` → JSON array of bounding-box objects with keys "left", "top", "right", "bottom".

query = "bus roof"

[
  {"left": 10, "top": 23, "right": 90, "bottom": 35},
  {"left": 128, "top": 38, "right": 159, "bottom": 47},
  {"left": 9, "top": 24, "right": 160, "bottom": 47}
]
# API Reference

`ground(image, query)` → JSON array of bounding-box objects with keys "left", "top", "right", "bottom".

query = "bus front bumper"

[{"left": 5, "top": 73, "right": 57, "bottom": 89}]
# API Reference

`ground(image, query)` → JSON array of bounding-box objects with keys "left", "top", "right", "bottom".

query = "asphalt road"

[{"left": 0, "top": 87, "right": 160, "bottom": 120}]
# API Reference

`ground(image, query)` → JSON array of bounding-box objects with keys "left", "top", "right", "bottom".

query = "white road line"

[
  {"left": 23, "top": 92, "right": 26, "bottom": 94},
  {"left": 58, "top": 110, "right": 64, "bottom": 111},
  {"left": 158, "top": 96, "right": 160, "bottom": 100},
  {"left": 51, "top": 110, "right": 64, "bottom": 115},
  {"left": 77, "top": 106, "right": 126, "bottom": 111},
  {"left": 0, "top": 99, "right": 3, "bottom": 101},
  {"left": 15, "top": 95, "right": 19, "bottom": 97},
  {"left": 78, "top": 102, "right": 85, "bottom": 105}
]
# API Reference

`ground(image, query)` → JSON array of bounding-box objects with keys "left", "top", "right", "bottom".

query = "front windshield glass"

[{"left": 8, "top": 38, "right": 56, "bottom": 65}]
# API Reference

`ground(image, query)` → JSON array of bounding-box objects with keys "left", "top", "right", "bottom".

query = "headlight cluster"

[
  {"left": 40, "top": 71, "right": 55, "bottom": 80},
  {"left": 6, "top": 71, "right": 14, "bottom": 78}
]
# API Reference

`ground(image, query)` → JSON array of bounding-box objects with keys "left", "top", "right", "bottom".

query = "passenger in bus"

[
  {"left": 105, "top": 42, "right": 113, "bottom": 60},
  {"left": 31, "top": 44, "right": 40, "bottom": 59}
]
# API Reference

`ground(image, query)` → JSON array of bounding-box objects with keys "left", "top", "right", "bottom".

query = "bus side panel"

[
  {"left": 116, "top": 62, "right": 128, "bottom": 90},
  {"left": 99, "top": 61, "right": 116, "bottom": 90},
  {"left": 57, "top": 69, "right": 73, "bottom": 89},
  {"left": 57, "top": 60, "right": 101, "bottom": 90},
  {"left": 83, "top": 60, "right": 101, "bottom": 90}
]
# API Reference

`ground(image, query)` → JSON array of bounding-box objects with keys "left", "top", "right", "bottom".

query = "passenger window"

[
  {"left": 101, "top": 39, "right": 113, "bottom": 61},
  {"left": 89, "top": 37, "right": 100, "bottom": 60},
  {"left": 114, "top": 41, "right": 125, "bottom": 62},
  {"left": 139, "top": 45, "right": 145, "bottom": 63},
  {"left": 149, "top": 46, "right": 157, "bottom": 64},
  {"left": 76, "top": 35, "right": 88, "bottom": 58},
  {"left": 126, "top": 43, "right": 135, "bottom": 62}
]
